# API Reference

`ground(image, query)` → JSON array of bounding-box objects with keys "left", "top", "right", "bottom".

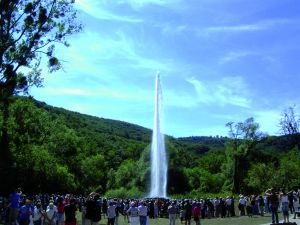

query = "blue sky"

[{"left": 30, "top": 0, "right": 300, "bottom": 137}]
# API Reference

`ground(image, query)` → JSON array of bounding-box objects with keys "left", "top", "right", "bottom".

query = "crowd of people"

[{"left": 0, "top": 187, "right": 300, "bottom": 225}]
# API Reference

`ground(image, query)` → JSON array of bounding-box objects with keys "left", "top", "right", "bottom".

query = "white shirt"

[
  {"left": 138, "top": 205, "right": 148, "bottom": 216},
  {"left": 107, "top": 205, "right": 117, "bottom": 219}
]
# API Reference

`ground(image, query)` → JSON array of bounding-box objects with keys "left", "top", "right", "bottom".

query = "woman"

[
  {"left": 192, "top": 203, "right": 201, "bottom": 225},
  {"left": 45, "top": 200, "right": 57, "bottom": 225},
  {"left": 32, "top": 201, "right": 44, "bottom": 225},
  {"left": 280, "top": 190, "right": 290, "bottom": 223},
  {"left": 127, "top": 201, "right": 138, "bottom": 225}
]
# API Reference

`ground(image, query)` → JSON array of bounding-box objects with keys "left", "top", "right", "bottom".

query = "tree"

[
  {"left": 0, "top": 0, "right": 81, "bottom": 194},
  {"left": 224, "top": 117, "right": 263, "bottom": 193},
  {"left": 279, "top": 106, "right": 300, "bottom": 148}
]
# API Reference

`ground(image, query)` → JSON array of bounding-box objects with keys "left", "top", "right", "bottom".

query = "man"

[
  {"left": 137, "top": 201, "right": 147, "bottom": 225},
  {"left": 19, "top": 199, "right": 32, "bottom": 225},
  {"left": 9, "top": 188, "right": 22, "bottom": 225},
  {"left": 265, "top": 188, "right": 279, "bottom": 224},
  {"left": 238, "top": 195, "right": 246, "bottom": 216},
  {"left": 184, "top": 200, "right": 192, "bottom": 225},
  {"left": 64, "top": 198, "right": 77, "bottom": 225},
  {"left": 167, "top": 201, "right": 178, "bottom": 225},
  {"left": 107, "top": 201, "right": 117, "bottom": 225},
  {"left": 85, "top": 193, "right": 101, "bottom": 225}
]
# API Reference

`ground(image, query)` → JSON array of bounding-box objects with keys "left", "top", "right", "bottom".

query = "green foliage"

[
  {"left": 1, "top": 97, "right": 300, "bottom": 196},
  {"left": 105, "top": 187, "right": 143, "bottom": 199}
]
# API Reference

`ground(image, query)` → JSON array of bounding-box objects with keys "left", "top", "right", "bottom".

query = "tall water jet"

[{"left": 150, "top": 73, "right": 167, "bottom": 197}]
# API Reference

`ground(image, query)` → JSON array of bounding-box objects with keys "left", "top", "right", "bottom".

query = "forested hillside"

[{"left": 1, "top": 96, "right": 299, "bottom": 197}]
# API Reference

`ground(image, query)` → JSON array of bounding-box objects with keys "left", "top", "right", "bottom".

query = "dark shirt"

[{"left": 64, "top": 204, "right": 77, "bottom": 222}]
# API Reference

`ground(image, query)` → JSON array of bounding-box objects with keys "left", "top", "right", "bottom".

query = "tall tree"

[
  {"left": 224, "top": 117, "right": 263, "bottom": 193},
  {"left": 0, "top": 0, "right": 81, "bottom": 194},
  {"left": 279, "top": 106, "right": 300, "bottom": 148}
]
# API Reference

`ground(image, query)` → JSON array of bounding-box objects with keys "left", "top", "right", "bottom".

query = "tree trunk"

[{"left": 0, "top": 98, "right": 13, "bottom": 195}]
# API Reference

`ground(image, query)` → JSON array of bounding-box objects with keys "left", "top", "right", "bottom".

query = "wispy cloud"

[
  {"left": 40, "top": 87, "right": 151, "bottom": 101},
  {"left": 75, "top": 0, "right": 142, "bottom": 23},
  {"left": 196, "top": 18, "right": 300, "bottom": 36},
  {"left": 219, "top": 51, "right": 255, "bottom": 64},
  {"left": 186, "top": 76, "right": 251, "bottom": 108},
  {"left": 253, "top": 109, "right": 282, "bottom": 135}
]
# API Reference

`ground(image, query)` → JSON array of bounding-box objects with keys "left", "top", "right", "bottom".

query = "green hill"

[{"left": 1, "top": 96, "right": 299, "bottom": 197}]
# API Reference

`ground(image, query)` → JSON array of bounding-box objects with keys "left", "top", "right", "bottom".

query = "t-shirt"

[
  {"left": 46, "top": 207, "right": 57, "bottom": 223},
  {"left": 269, "top": 194, "right": 279, "bottom": 205},
  {"left": 107, "top": 205, "right": 117, "bottom": 219},
  {"left": 138, "top": 205, "right": 147, "bottom": 216},
  {"left": 10, "top": 193, "right": 21, "bottom": 208},
  {"left": 64, "top": 204, "right": 77, "bottom": 222},
  {"left": 168, "top": 205, "right": 178, "bottom": 214},
  {"left": 33, "top": 207, "right": 43, "bottom": 221},
  {"left": 239, "top": 198, "right": 246, "bottom": 205},
  {"left": 19, "top": 205, "right": 31, "bottom": 220},
  {"left": 127, "top": 207, "right": 138, "bottom": 217}
]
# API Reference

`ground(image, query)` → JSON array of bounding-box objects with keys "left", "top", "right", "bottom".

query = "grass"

[{"left": 79, "top": 214, "right": 279, "bottom": 225}]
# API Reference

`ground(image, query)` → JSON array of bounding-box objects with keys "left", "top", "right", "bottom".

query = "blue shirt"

[{"left": 9, "top": 193, "right": 21, "bottom": 208}]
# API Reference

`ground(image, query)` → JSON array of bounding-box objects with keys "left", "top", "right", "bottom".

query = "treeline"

[{"left": 0, "top": 96, "right": 300, "bottom": 197}]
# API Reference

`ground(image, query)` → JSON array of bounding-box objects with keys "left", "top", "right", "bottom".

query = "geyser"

[{"left": 149, "top": 72, "right": 167, "bottom": 198}]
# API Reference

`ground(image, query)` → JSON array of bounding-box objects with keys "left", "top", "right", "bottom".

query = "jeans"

[
  {"left": 169, "top": 214, "right": 176, "bottom": 225},
  {"left": 271, "top": 204, "right": 279, "bottom": 224},
  {"left": 139, "top": 216, "right": 147, "bottom": 225}
]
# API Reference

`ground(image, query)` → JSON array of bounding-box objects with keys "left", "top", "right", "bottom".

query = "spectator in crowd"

[
  {"left": 56, "top": 196, "right": 65, "bottom": 225},
  {"left": 167, "top": 201, "right": 177, "bottom": 225},
  {"left": 64, "top": 198, "right": 77, "bottom": 225},
  {"left": 179, "top": 200, "right": 185, "bottom": 224},
  {"left": 19, "top": 199, "right": 32, "bottom": 225},
  {"left": 107, "top": 201, "right": 117, "bottom": 225},
  {"left": 214, "top": 197, "right": 220, "bottom": 218},
  {"left": 258, "top": 196, "right": 264, "bottom": 216},
  {"left": 138, "top": 201, "right": 147, "bottom": 225},
  {"left": 280, "top": 190, "right": 291, "bottom": 223},
  {"left": 192, "top": 202, "right": 201, "bottom": 225},
  {"left": 85, "top": 193, "right": 101, "bottom": 225},
  {"left": 238, "top": 195, "right": 246, "bottom": 216},
  {"left": 225, "top": 197, "right": 232, "bottom": 217},
  {"left": 122, "top": 200, "right": 130, "bottom": 223},
  {"left": 127, "top": 201, "right": 138, "bottom": 225},
  {"left": 263, "top": 195, "right": 269, "bottom": 214},
  {"left": 265, "top": 188, "right": 279, "bottom": 224},
  {"left": 45, "top": 200, "right": 57, "bottom": 225},
  {"left": 9, "top": 188, "right": 22, "bottom": 225},
  {"left": 184, "top": 200, "right": 192, "bottom": 225},
  {"left": 32, "top": 201, "right": 44, "bottom": 225}
]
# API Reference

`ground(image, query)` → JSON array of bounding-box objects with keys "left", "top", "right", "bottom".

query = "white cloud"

[
  {"left": 75, "top": 0, "right": 142, "bottom": 23},
  {"left": 253, "top": 109, "right": 282, "bottom": 135},
  {"left": 186, "top": 76, "right": 251, "bottom": 108},
  {"left": 40, "top": 87, "right": 151, "bottom": 101},
  {"left": 219, "top": 51, "right": 254, "bottom": 64}
]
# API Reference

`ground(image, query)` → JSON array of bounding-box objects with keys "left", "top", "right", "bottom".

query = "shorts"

[{"left": 57, "top": 213, "right": 65, "bottom": 222}]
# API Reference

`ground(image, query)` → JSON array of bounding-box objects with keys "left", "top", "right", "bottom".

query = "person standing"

[
  {"left": 167, "top": 201, "right": 177, "bottom": 225},
  {"left": 32, "top": 201, "right": 44, "bottom": 225},
  {"left": 265, "top": 188, "right": 279, "bottom": 224},
  {"left": 127, "top": 202, "right": 138, "bottom": 225},
  {"left": 9, "top": 188, "right": 22, "bottom": 225},
  {"left": 138, "top": 201, "right": 147, "bottom": 225},
  {"left": 192, "top": 203, "right": 201, "bottom": 225},
  {"left": 238, "top": 195, "right": 246, "bottom": 216},
  {"left": 45, "top": 200, "right": 57, "bottom": 225},
  {"left": 19, "top": 199, "right": 32, "bottom": 225},
  {"left": 57, "top": 196, "right": 65, "bottom": 225},
  {"left": 64, "top": 198, "right": 77, "bottom": 225},
  {"left": 184, "top": 200, "right": 192, "bottom": 225},
  {"left": 280, "top": 190, "right": 290, "bottom": 223},
  {"left": 107, "top": 201, "right": 117, "bottom": 225},
  {"left": 85, "top": 193, "right": 101, "bottom": 225}
]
